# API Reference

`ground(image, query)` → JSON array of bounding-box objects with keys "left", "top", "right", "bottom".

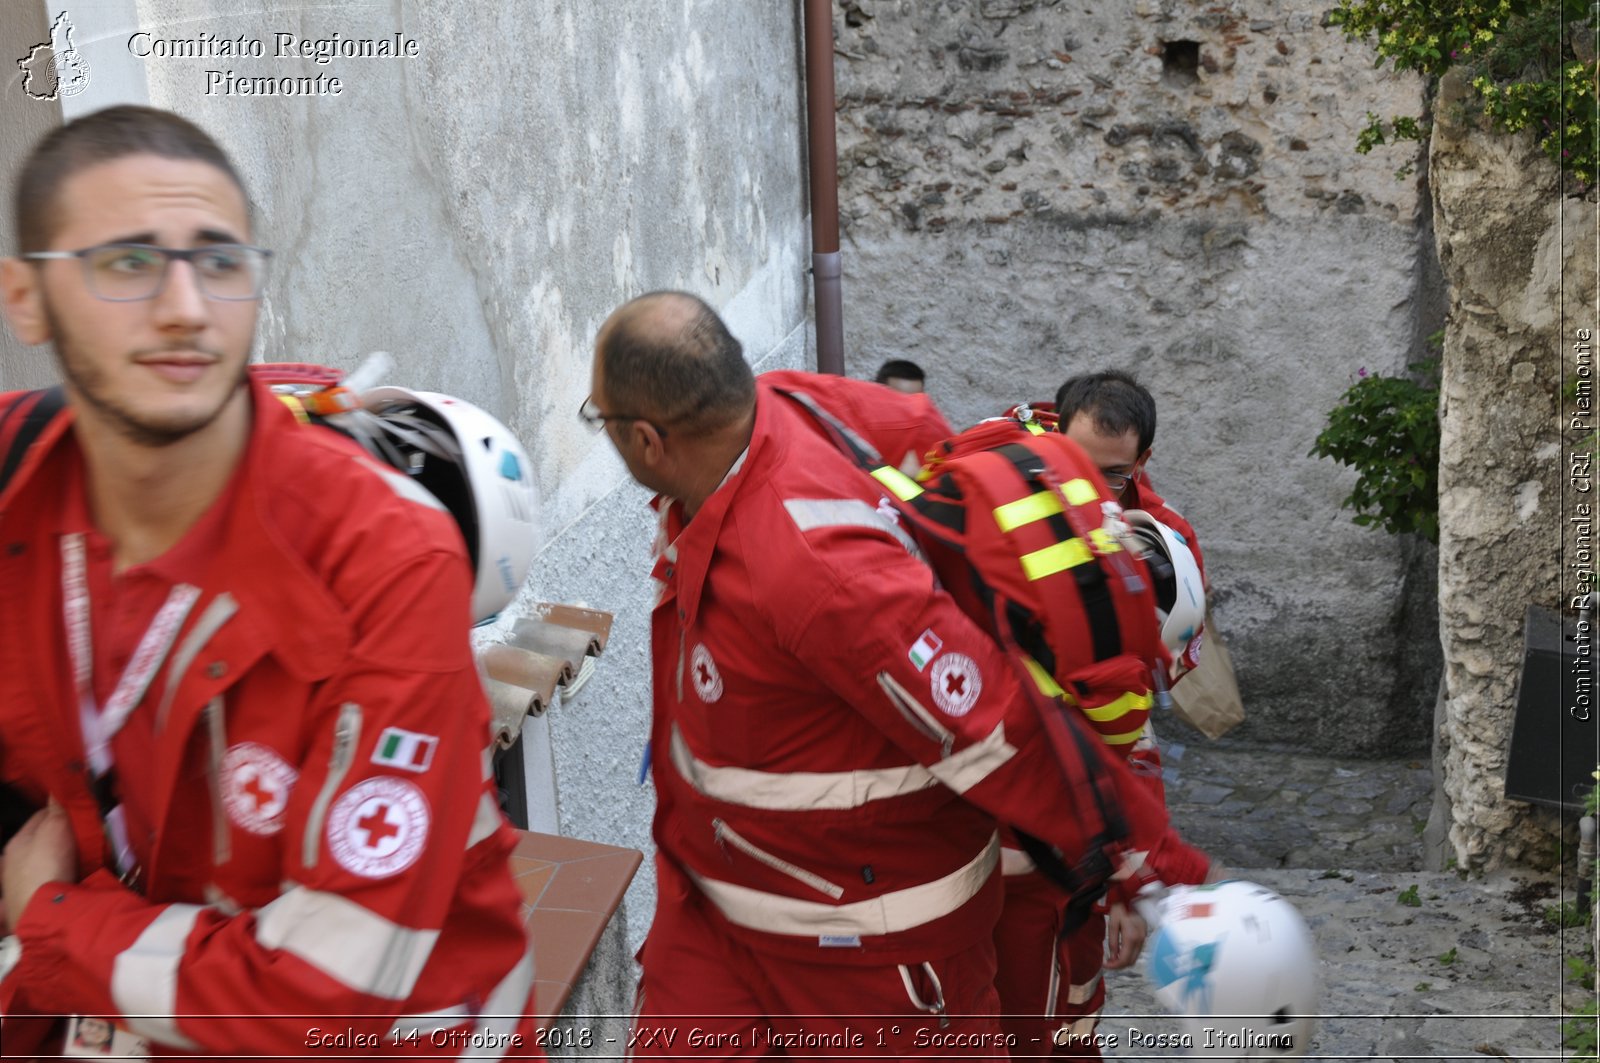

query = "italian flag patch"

[
  {"left": 372, "top": 727, "right": 438, "bottom": 773},
  {"left": 908, "top": 629, "right": 943, "bottom": 672}
]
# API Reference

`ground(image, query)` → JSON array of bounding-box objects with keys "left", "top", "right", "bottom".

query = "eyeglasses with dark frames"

[
  {"left": 579, "top": 395, "right": 668, "bottom": 438},
  {"left": 22, "top": 242, "right": 272, "bottom": 302},
  {"left": 1101, "top": 469, "right": 1136, "bottom": 493}
]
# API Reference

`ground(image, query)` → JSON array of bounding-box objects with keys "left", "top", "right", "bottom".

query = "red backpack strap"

[{"left": 0, "top": 386, "right": 67, "bottom": 498}]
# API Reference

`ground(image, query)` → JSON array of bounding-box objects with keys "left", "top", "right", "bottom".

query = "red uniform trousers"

[
  {"left": 993, "top": 871, "right": 1108, "bottom": 1060},
  {"left": 631, "top": 857, "right": 1011, "bottom": 1061}
]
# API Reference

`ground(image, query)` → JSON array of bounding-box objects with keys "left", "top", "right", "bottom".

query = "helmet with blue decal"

[
  {"left": 1141, "top": 880, "right": 1316, "bottom": 1057},
  {"left": 1122, "top": 509, "right": 1205, "bottom": 657},
  {"left": 355, "top": 386, "right": 537, "bottom": 625}
]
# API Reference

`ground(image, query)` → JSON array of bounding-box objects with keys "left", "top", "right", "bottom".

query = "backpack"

[{"left": 771, "top": 377, "right": 1174, "bottom": 928}]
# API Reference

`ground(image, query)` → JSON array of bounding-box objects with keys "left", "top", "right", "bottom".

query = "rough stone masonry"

[{"left": 831, "top": 0, "right": 1441, "bottom": 756}]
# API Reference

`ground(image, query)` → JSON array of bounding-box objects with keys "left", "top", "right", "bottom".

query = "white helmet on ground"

[
  {"left": 1142, "top": 880, "right": 1318, "bottom": 1057},
  {"left": 1122, "top": 510, "right": 1205, "bottom": 654},
  {"left": 355, "top": 387, "right": 538, "bottom": 625}
]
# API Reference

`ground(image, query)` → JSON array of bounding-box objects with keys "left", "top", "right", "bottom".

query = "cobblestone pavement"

[{"left": 1082, "top": 738, "right": 1591, "bottom": 1062}]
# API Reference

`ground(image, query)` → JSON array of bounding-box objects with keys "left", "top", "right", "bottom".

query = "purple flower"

[{"left": 1358, "top": 367, "right": 1369, "bottom": 378}]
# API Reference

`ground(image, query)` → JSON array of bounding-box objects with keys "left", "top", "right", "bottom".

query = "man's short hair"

[
  {"left": 1055, "top": 369, "right": 1157, "bottom": 455},
  {"left": 874, "top": 359, "right": 925, "bottom": 386},
  {"left": 13, "top": 105, "right": 250, "bottom": 254},
  {"left": 599, "top": 291, "right": 755, "bottom": 435}
]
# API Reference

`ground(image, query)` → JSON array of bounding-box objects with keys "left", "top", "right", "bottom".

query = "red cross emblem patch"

[
  {"left": 929, "top": 652, "right": 982, "bottom": 718},
  {"left": 221, "top": 743, "right": 299, "bottom": 836},
  {"left": 326, "top": 776, "right": 431, "bottom": 879},
  {"left": 689, "top": 642, "right": 724, "bottom": 703}
]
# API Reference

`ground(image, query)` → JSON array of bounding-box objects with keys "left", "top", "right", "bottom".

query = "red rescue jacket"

[{"left": 0, "top": 380, "right": 537, "bottom": 1056}]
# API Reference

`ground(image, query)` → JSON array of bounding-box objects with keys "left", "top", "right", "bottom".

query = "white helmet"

[
  {"left": 1142, "top": 881, "right": 1317, "bottom": 1057},
  {"left": 1122, "top": 510, "right": 1205, "bottom": 654},
  {"left": 355, "top": 387, "right": 538, "bottom": 625}
]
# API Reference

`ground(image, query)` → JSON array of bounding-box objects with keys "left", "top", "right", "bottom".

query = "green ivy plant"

[
  {"left": 1328, "top": 0, "right": 1598, "bottom": 188},
  {"left": 1310, "top": 358, "right": 1441, "bottom": 543}
]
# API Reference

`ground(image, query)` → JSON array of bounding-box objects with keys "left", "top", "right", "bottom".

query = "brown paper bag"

[{"left": 1169, "top": 608, "right": 1245, "bottom": 739}]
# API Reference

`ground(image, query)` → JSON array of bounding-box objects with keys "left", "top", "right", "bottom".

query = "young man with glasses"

[
  {"left": 0, "top": 106, "right": 536, "bottom": 1056},
  {"left": 586, "top": 292, "right": 1211, "bottom": 1059},
  {"left": 994, "top": 368, "right": 1211, "bottom": 1058}
]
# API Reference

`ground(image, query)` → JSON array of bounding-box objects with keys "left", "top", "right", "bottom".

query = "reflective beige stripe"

[
  {"left": 689, "top": 833, "right": 999, "bottom": 937},
  {"left": 1000, "top": 845, "right": 1036, "bottom": 876},
  {"left": 783, "top": 498, "right": 922, "bottom": 557},
  {"left": 389, "top": 947, "right": 536, "bottom": 1060},
  {"left": 993, "top": 489, "right": 1062, "bottom": 532},
  {"left": 925, "top": 722, "right": 1018, "bottom": 794},
  {"left": 1067, "top": 972, "right": 1104, "bottom": 1006},
  {"left": 110, "top": 904, "right": 203, "bottom": 1050},
  {"left": 670, "top": 724, "right": 938, "bottom": 810},
  {"left": 1020, "top": 537, "right": 1093, "bottom": 580},
  {"left": 456, "top": 947, "right": 535, "bottom": 1060},
  {"left": 871, "top": 465, "right": 923, "bottom": 501},
  {"left": 256, "top": 887, "right": 439, "bottom": 999},
  {"left": 1082, "top": 690, "right": 1152, "bottom": 723},
  {"left": 1063, "top": 479, "right": 1101, "bottom": 506},
  {"left": 468, "top": 790, "right": 505, "bottom": 848}
]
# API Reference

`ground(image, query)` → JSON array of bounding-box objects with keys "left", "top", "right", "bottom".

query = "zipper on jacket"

[
  {"left": 204, "top": 696, "right": 231, "bottom": 867},
  {"left": 711, "top": 818, "right": 845, "bottom": 900},
  {"left": 877, "top": 673, "right": 955, "bottom": 758},
  {"left": 303, "top": 702, "right": 363, "bottom": 869}
]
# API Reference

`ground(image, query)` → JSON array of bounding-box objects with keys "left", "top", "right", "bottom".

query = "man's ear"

[
  {"left": 1134, "top": 447, "right": 1152, "bottom": 471},
  {"left": 634, "top": 420, "right": 668, "bottom": 467},
  {"left": 0, "top": 258, "right": 50, "bottom": 346}
]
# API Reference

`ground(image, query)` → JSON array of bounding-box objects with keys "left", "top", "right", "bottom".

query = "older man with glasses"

[{"left": 0, "top": 105, "right": 538, "bottom": 1057}]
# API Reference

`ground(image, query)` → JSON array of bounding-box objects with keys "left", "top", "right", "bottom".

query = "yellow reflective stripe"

[
  {"left": 872, "top": 466, "right": 923, "bottom": 500},
  {"left": 993, "top": 490, "right": 1064, "bottom": 532},
  {"left": 1020, "top": 537, "right": 1093, "bottom": 579},
  {"left": 1063, "top": 478, "right": 1101, "bottom": 506},
  {"left": 1025, "top": 422, "right": 1045, "bottom": 435},
  {"left": 1081, "top": 690, "right": 1153, "bottom": 723},
  {"left": 1103, "top": 725, "right": 1146, "bottom": 746},
  {"left": 1021, "top": 655, "right": 1064, "bottom": 698},
  {"left": 276, "top": 394, "right": 311, "bottom": 424},
  {"left": 1089, "top": 527, "right": 1122, "bottom": 553}
]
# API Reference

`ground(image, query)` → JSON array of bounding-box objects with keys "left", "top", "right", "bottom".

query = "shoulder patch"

[
  {"left": 326, "top": 777, "right": 431, "bottom": 879},
  {"left": 929, "top": 652, "right": 982, "bottom": 717}
]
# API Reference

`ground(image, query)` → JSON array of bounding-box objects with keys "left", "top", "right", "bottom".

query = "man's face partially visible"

[
  {"left": 882, "top": 376, "right": 924, "bottom": 395},
  {"left": 8, "top": 154, "right": 257, "bottom": 447},
  {"left": 1062, "top": 414, "right": 1146, "bottom": 503}
]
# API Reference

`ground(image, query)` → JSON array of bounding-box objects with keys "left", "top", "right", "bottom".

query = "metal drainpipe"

[{"left": 803, "top": 0, "right": 845, "bottom": 375}]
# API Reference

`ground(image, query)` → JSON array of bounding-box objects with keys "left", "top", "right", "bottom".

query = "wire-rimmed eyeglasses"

[
  {"left": 579, "top": 395, "right": 668, "bottom": 438},
  {"left": 22, "top": 242, "right": 272, "bottom": 302},
  {"left": 1101, "top": 469, "right": 1136, "bottom": 493}
]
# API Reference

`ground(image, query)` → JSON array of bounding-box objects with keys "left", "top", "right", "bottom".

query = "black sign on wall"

[{"left": 1505, "top": 605, "right": 1599, "bottom": 811}]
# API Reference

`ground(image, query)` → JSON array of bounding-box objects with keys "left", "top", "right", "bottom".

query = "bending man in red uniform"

[
  {"left": 0, "top": 106, "right": 536, "bottom": 1056},
  {"left": 994, "top": 369, "right": 1212, "bottom": 1057},
  {"left": 585, "top": 292, "right": 1212, "bottom": 1059}
]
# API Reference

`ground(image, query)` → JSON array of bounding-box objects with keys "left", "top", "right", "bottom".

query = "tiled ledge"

[{"left": 509, "top": 829, "right": 642, "bottom": 1024}]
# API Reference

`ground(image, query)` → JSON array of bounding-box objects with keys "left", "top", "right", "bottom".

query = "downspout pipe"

[{"left": 803, "top": 0, "right": 845, "bottom": 376}]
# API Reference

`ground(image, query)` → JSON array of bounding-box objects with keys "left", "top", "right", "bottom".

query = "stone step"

[{"left": 1095, "top": 868, "right": 1584, "bottom": 1060}]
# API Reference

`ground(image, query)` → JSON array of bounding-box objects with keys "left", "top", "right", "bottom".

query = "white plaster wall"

[{"left": 0, "top": 0, "right": 811, "bottom": 962}]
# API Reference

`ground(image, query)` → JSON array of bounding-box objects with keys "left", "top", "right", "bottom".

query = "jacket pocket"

[
  {"left": 711, "top": 818, "right": 844, "bottom": 900},
  {"left": 302, "top": 702, "right": 363, "bottom": 869}
]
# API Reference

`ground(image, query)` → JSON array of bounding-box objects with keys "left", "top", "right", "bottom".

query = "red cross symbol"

[
  {"left": 356, "top": 804, "right": 402, "bottom": 849},
  {"left": 240, "top": 770, "right": 276, "bottom": 811},
  {"left": 697, "top": 661, "right": 714, "bottom": 686},
  {"left": 945, "top": 671, "right": 967, "bottom": 697}
]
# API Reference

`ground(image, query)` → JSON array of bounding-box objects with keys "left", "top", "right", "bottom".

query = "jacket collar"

[{"left": 659, "top": 389, "right": 779, "bottom": 630}]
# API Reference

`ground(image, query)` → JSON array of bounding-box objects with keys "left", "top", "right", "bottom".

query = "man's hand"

[
  {"left": 1203, "top": 861, "right": 1230, "bottom": 884},
  {"left": 2, "top": 802, "right": 76, "bottom": 923},
  {"left": 1103, "top": 901, "right": 1147, "bottom": 969}
]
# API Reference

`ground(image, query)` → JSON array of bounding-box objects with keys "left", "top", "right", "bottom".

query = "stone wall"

[
  {"left": 831, "top": 0, "right": 1442, "bottom": 753},
  {"left": 1430, "top": 69, "right": 1595, "bottom": 869}
]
